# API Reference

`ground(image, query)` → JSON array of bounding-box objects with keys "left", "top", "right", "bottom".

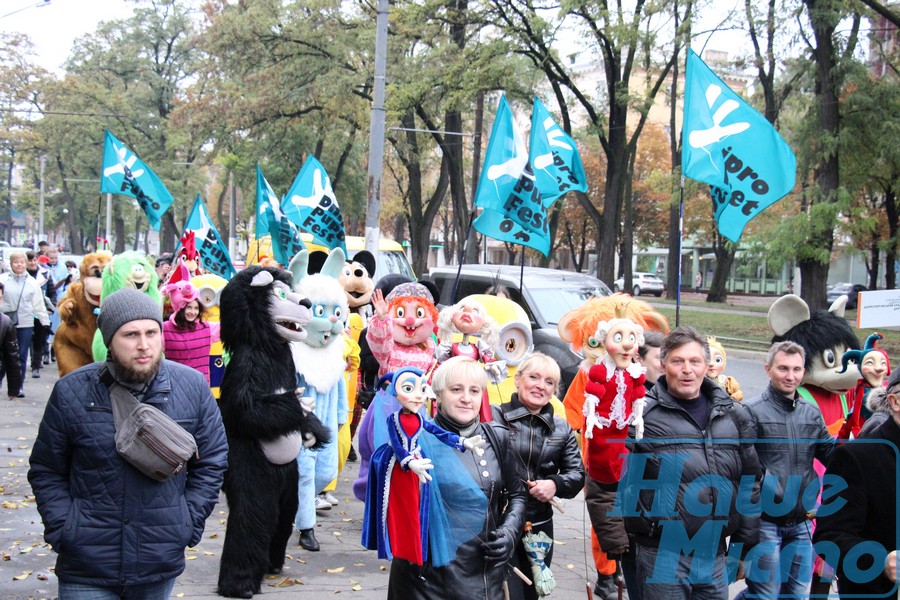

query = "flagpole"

[
  {"left": 96, "top": 194, "right": 102, "bottom": 251},
  {"left": 676, "top": 175, "right": 684, "bottom": 327},
  {"left": 450, "top": 210, "right": 477, "bottom": 304},
  {"left": 105, "top": 193, "right": 112, "bottom": 250},
  {"left": 519, "top": 245, "right": 525, "bottom": 295}
]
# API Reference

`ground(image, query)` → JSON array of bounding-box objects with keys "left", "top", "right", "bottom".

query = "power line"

[{"left": 0, "top": 108, "right": 124, "bottom": 118}]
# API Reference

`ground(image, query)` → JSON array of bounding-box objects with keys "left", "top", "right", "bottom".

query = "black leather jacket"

[
  {"left": 623, "top": 377, "right": 761, "bottom": 550},
  {"left": 743, "top": 383, "right": 836, "bottom": 525},
  {"left": 0, "top": 313, "right": 21, "bottom": 396},
  {"left": 494, "top": 394, "right": 584, "bottom": 522},
  {"left": 387, "top": 417, "right": 527, "bottom": 600}
]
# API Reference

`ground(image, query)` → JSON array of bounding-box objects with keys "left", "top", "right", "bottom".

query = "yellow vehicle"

[{"left": 245, "top": 234, "right": 415, "bottom": 282}]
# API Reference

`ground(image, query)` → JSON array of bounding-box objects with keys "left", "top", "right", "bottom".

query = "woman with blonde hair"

[{"left": 386, "top": 356, "right": 526, "bottom": 599}]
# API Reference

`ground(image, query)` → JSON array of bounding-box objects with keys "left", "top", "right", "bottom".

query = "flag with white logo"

[
  {"left": 682, "top": 49, "right": 796, "bottom": 243},
  {"left": 529, "top": 97, "right": 588, "bottom": 203},
  {"left": 255, "top": 165, "right": 306, "bottom": 266},
  {"left": 473, "top": 94, "right": 552, "bottom": 256},
  {"left": 100, "top": 130, "right": 174, "bottom": 230},
  {"left": 180, "top": 195, "right": 236, "bottom": 280},
  {"left": 282, "top": 156, "right": 347, "bottom": 254}
]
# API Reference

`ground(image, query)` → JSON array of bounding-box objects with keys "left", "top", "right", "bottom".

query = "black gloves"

[{"left": 482, "top": 528, "right": 517, "bottom": 563}]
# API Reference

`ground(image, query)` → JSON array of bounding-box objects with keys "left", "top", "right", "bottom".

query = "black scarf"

[{"left": 434, "top": 410, "right": 480, "bottom": 438}]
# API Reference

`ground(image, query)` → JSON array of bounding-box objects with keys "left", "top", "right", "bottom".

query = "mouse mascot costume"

[
  {"left": 216, "top": 266, "right": 330, "bottom": 599},
  {"left": 768, "top": 293, "right": 861, "bottom": 593},
  {"left": 289, "top": 249, "right": 350, "bottom": 552},
  {"left": 53, "top": 251, "right": 112, "bottom": 376}
]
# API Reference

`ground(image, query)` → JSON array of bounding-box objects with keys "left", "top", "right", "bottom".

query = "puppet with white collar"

[{"left": 290, "top": 248, "right": 350, "bottom": 552}]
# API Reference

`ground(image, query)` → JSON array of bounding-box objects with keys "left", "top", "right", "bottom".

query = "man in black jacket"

[
  {"left": 621, "top": 326, "right": 761, "bottom": 599},
  {"left": 0, "top": 282, "right": 22, "bottom": 400},
  {"left": 813, "top": 368, "right": 900, "bottom": 597},
  {"left": 740, "top": 341, "right": 836, "bottom": 597}
]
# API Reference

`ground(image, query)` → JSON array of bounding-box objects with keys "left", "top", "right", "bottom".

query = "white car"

[{"left": 614, "top": 272, "right": 665, "bottom": 297}]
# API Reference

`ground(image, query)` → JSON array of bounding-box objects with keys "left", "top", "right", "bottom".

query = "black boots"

[{"left": 298, "top": 528, "right": 319, "bottom": 552}]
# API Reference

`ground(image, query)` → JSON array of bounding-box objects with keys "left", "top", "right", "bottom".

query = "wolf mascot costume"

[{"left": 216, "top": 266, "right": 330, "bottom": 598}]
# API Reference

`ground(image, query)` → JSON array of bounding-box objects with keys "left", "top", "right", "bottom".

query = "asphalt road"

[{"left": 1, "top": 353, "right": 833, "bottom": 600}]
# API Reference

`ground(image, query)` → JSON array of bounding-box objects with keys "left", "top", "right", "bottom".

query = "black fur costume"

[{"left": 216, "top": 266, "right": 330, "bottom": 598}]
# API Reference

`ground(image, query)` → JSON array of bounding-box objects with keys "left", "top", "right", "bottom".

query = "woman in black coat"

[
  {"left": 494, "top": 352, "right": 585, "bottom": 600},
  {"left": 387, "top": 356, "right": 527, "bottom": 600}
]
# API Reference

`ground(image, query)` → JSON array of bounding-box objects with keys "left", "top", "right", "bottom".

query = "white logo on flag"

[
  {"left": 287, "top": 168, "right": 335, "bottom": 210},
  {"left": 688, "top": 84, "right": 750, "bottom": 149}
]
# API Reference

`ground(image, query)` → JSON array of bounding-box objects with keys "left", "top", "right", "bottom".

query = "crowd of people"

[{"left": 13, "top": 247, "right": 900, "bottom": 600}]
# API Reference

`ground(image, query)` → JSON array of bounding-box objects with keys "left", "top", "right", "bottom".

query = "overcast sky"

[{"left": 1, "top": 0, "right": 135, "bottom": 72}]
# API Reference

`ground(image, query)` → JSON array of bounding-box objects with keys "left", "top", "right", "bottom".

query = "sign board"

[{"left": 857, "top": 289, "right": 900, "bottom": 328}]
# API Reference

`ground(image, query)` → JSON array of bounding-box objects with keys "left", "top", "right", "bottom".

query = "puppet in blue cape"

[{"left": 362, "top": 366, "right": 488, "bottom": 567}]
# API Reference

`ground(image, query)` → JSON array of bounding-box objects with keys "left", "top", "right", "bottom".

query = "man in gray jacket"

[{"left": 740, "top": 341, "right": 836, "bottom": 597}]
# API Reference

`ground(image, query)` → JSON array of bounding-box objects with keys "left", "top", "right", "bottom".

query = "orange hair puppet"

[{"left": 367, "top": 281, "right": 439, "bottom": 379}]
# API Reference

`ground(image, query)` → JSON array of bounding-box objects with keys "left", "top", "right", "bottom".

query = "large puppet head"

[
  {"left": 384, "top": 281, "right": 438, "bottom": 347},
  {"left": 192, "top": 273, "right": 228, "bottom": 324},
  {"left": 340, "top": 250, "right": 376, "bottom": 312},
  {"left": 840, "top": 332, "right": 890, "bottom": 388},
  {"left": 100, "top": 251, "right": 160, "bottom": 301},
  {"left": 558, "top": 293, "right": 669, "bottom": 368},
  {"left": 436, "top": 297, "right": 499, "bottom": 347},
  {"left": 769, "top": 294, "right": 861, "bottom": 393},
  {"left": 707, "top": 337, "right": 728, "bottom": 380},
  {"left": 219, "top": 266, "right": 312, "bottom": 354},
  {"left": 591, "top": 311, "right": 645, "bottom": 370},
  {"left": 79, "top": 250, "right": 113, "bottom": 307},
  {"left": 289, "top": 248, "right": 349, "bottom": 348},
  {"left": 380, "top": 366, "right": 429, "bottom": 414}
]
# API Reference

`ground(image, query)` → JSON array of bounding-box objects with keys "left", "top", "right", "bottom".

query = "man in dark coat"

[
  {"left": 813, "top": 368, "right": 900, "bottom": 597},
  {"left": 28, "top": 288, "right": 228, "bottom": 598}
]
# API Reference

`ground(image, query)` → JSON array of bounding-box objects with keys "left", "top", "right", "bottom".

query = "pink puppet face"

[
  {"left": 391, "top": 298, "right": 436, "bottom": 345},
  {"left": 451, "top": 301, "right": 485, "bottom": 335},
  {"left": 395, "top": 371, "right": 429, "bottom": 414},
  {"left": 861, "top": 351, "right": 889, "bottom": 388},
  {"left": 707, "top": 346, "right": 726, "bottom": 379},
  {"left": 604, "top": 321, "right": 642, "bottom": 370}
]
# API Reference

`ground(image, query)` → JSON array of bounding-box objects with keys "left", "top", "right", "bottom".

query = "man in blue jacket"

[{"left": 28, "top": 288, "right": 228, "bottom": 599}]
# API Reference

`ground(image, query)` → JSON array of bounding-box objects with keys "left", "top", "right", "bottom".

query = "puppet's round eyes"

[
  {"left": 333, "top": 307, "right": 343, "bottom": 320},
  {"left": 314, "top": 305, "right": 325, "bottom": 317},
  {"left": 198, "top": 286, "right": 219, "bottom": 308},
  {"left": 496, "top": 323, "right": 533, "bottom": 367},
  {"left": 399, "top": 381, "right": 416, "bottom": 394},
  {"left": 273, "top": 287, "right": 287, "bottom": 300},
  {"left": 713, "top": 355, "right": 724, "bottom": 365},
  {"left": 612, "top": 332, "right": 623, "bottom": 344},
  {"left": 342, "top": 266, "right": 352, "bottom": 277},
  {"left": 629, "top": 334, "right": 636, "bottom": 344},
  {"left": 587, "top": 337, "right": 600, "bottom": 349},
  {"left": 823, "top": 349, "right": 836, "bottom": 367},
  {"left": 395, "top": 307, "right": 405, "bottom": 318},
  {"left": 416, "top": 307, "right": 426, "bottom": 319}
]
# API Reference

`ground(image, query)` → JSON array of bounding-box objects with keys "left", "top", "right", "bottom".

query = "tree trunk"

[
  {"left": 886, "top": 187, "right": 898, "bottom": 289},
  {"left": 800, "top": 0, "right": 841, "bottom": 312},
  {"left": 114, "top": 215, "right": 126, "bottom": 254},
  {"left": 707, "top": 239, "right": 735, "bottom": 303},
  {"left": 867, "top": 235, "right": 880, "bottom": 290},
  {"left": 5, "top": 152, "right": 13, "bottom": 245}
]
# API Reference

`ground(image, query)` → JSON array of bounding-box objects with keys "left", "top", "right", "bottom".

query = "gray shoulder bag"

[{"left": 101, "top": 367, "right": 198, "bottom": 482}]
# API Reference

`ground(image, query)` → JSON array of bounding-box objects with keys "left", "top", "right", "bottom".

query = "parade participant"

[
  {"left": 622, "top": 326, "right": 760, "bottom": 599},
  {"left": 53, "top": 251, "right": 112, "bottom": 376},
  {"left": 28, "top": 288, "right": 228, "bottom": 599},
  {"left": 493, "top": 352, "right": 584, "bottom": 600},
  {"left": 386, "top": 356, "right": 526, "bottom": 600},
  {"left": 637, "top": 330, "right": 664, "bottom": 390},
  {"left": 25, "top": 250, "right": 55, "bottom": 378},
  {"left": 740, "top": 341, "right": 836, "bottom": 598},
  {"left": 366, "top": 281, "right": 438, "bottom": 379},
  {"left": 362, "top": 366, "right": 486, "bottom": 564},
  {"left": 813, "top": 367, "right": 900, "bottom": 597},
  {"left": 44, "top": 246, "right": 70, "bottom": 365},
  {"left": 0, "top": 283, "right": 22, "bottom": 401},
  {"left": 0, "top": 252, "right": 50, "bottom": 397},
  {"left": 838, "top": 332, "right": 890, "bottom": 438},
  {"left": 163, "top": 277, "right": 217, "bottom": 384}
]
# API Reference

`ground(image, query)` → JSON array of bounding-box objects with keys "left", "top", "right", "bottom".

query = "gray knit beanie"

[{"left": 97, "top": 288, "right": 163, "bottom": 347}]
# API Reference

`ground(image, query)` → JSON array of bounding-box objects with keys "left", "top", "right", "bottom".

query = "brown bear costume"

[{"left": 53, "top": 251, "right": 112, "bottom": 376}]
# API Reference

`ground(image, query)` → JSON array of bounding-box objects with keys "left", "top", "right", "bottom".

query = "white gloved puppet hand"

[
  {"left": 631, "top": 396, "right": 646, "bottom": 440},
  {"left": 407, "top": 458, "right": 434, "bottom": 483},
  {"left": 462, "top": 434, "right": 486, "bottom": 456},
  {"left": 582, "top": 393, "right": 601, "bottom": 440}
]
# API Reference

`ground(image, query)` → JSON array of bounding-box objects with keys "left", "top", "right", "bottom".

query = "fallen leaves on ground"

[
  {"left": 12, "top": 571, "right": 31, "bottom": 580},
  {"left": 325, "top": 567, "right": 345, "bottom": 574},
  {"left": 271, "top": 576, "right": 303, "bottom": 587}
]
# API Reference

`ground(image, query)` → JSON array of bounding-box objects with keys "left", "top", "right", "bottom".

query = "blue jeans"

[
  {"left": 58, "top": 578, "right": 176, "bottom": 599},
  {"left": 635, "top": 543, "right": 728, "bottom": 600},
  {"left": 742, "top": 519, "right": 813, "bottom": 598}
]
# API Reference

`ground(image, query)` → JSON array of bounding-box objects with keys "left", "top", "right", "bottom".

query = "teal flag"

[
  {"left": 472, "top": 95, "right": 551, "bottom": 256},
  {"left": 180, "top": 195, "right": 236, "bottom": 280},
  {"left": 100, "top": 130, "right": 174, "bottom": 230},
  {"left": 282, "top": 156, "right": 347, "bottom": 254},
  {"left": 529, "top": 97, "right": 588, "bottom": 202},
  {"left": 682, "top": 49, "right": 796, "bottom": 243},
  {"left": 255, "top": 165, "right": 306, "bottom": 266}
]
